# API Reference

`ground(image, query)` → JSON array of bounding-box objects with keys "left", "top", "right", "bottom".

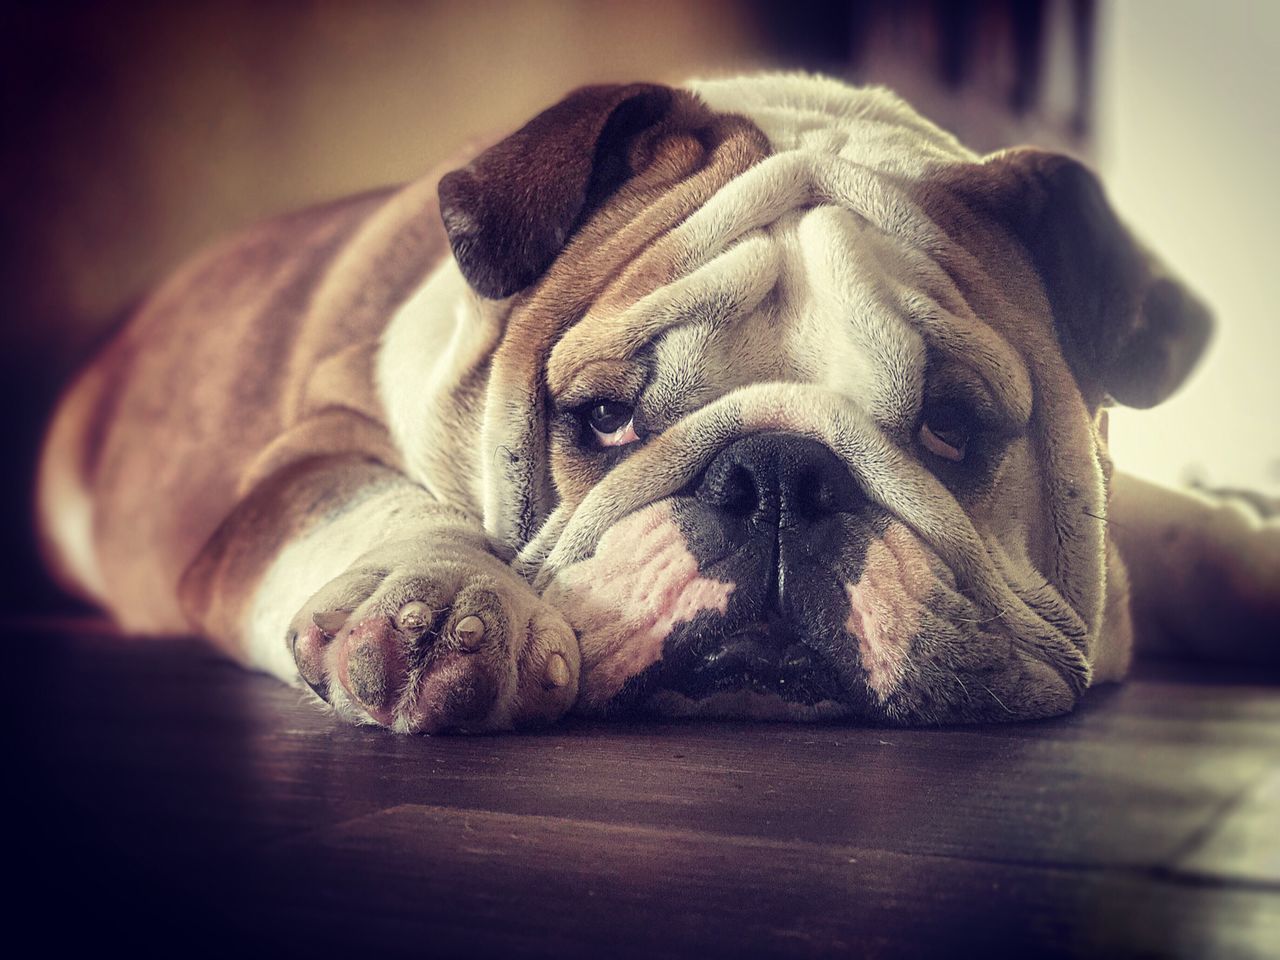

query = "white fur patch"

[
  {"left": 36, "top": 368, "right": 109, "bottom": 605},
  {"left": 845, "top": 524, "right": 936, "bottom": 699},
  {"left": 376, "top": 261, "right": 496, "bottom": 510},
  {"left": 40, "top": 478, "right": 106, "bottom": 603}
]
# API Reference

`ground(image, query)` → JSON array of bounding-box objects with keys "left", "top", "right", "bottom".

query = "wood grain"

[{"left": 9, "top": 620, "right": 1280, "bottom": 958}]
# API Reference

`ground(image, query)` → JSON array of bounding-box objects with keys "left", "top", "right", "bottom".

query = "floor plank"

[
  {"left": 254, "top": 804, "right": 1280, "bottom": 960},
  {"left": 1176, "top": 768, "right": 1280, "bottom": 884},
  {"left": 10, "top": 621, "right": 1280, "bottom": 958}
]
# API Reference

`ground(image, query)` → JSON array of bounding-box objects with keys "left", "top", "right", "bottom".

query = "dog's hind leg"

[
  {"left": 35, "top": 360, "right": 114, "bottom": 608},
  {"left": 1110, "top": 471, "right": 1280, "bottom": 666}
]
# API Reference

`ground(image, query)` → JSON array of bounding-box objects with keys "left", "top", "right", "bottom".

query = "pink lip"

[{"left": 544, "top": 502, "right": 735, "bottom": 711}]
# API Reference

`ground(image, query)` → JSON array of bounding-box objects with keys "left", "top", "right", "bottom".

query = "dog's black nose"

[
  {"left": 694, "top": 432, "right": 864, "bottom": 617},
  {"left": 695, "top": 432, "right": 862, "bottom": 525}
]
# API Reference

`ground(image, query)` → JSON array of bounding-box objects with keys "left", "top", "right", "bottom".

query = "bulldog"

[{"left": 36, "top": 73, "right": 1269, "bottom": 733}]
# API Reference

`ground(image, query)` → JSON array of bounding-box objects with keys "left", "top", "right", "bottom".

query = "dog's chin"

[{"left": 631, "top": 623, "right": 863, "bottom": 722}]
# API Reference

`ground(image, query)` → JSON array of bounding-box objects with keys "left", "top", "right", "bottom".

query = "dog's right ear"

[
  {"left": 438, "top": 84, "right": 680, "bottom": 300},
  {"left": 952, "top": 149, "right": 1214, "bottom": 409}
]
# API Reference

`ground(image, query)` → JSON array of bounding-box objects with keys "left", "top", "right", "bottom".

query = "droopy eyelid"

[
  {"left": 925, "top": 360, "right": 1026, "bottom": 436},
  {"left": 551, "top": 360, "right": 648, "bottom": 414}
]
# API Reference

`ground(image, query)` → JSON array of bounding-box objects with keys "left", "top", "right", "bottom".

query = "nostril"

[
  {"left": 722, "top": 464, "right": 758, "bottom": 515},
  {"left": 694, "top": 433, "right": 861, "bottom": 523},
  {"left": 698, "top": 462, "right": 760, "bottom": 516},
  {"left": 793, "top": 469, "right": 827, "bottom": 520},
  {"left": 786, "top": 457, "right": 860, "bottom": 520}
]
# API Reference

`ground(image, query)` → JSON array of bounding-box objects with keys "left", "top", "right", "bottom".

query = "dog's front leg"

[{"left": 179, "top": 457, "right": 580, "bottom": 733}]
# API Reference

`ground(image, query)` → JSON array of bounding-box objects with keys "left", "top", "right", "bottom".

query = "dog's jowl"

[{"left": 38, "top": 74, "right": 1228, "bottom": 732}]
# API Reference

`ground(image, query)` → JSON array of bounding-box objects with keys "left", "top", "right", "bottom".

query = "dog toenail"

[
  {"left": 312, "top": 610, "right": 348, "bottom": 637},
  {"left": 454, "top": 615, "right": 485, "bottom": 650},
  {"left": 292, "top": 625, "right": 331, "bottom": 701},
  {"left": 396, "top": 600, "right": 432, "bottom": 632},
  {"left": 543, "top": 652, "right": 570, "bottom": 690}
]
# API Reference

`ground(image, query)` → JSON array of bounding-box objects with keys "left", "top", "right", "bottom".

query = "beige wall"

[{"left": 1098, "top": 0, "right": 1280, "bottom": 492}]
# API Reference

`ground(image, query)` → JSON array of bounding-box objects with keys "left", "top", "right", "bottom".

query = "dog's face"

[{"left": 396, "top": 76, "right": 1210, "bottom": 725}]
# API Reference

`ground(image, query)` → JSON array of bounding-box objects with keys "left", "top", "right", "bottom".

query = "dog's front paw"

[{"left": 287, "top": 541, "right": 579, "bottom": 733}]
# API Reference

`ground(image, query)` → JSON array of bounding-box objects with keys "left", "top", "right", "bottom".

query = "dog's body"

[{"left": 36, "top": 74, "right": 1276, "bottom": 732}]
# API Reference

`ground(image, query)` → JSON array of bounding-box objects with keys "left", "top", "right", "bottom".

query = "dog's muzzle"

[
  {"left": 653, "top": 432, "right": 870, "bottom": 704},
  {"left": 695, "top": 432, "right": 864, "bottom": 608}
]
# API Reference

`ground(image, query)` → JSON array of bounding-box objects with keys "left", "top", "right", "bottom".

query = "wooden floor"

[{"left": 10, "top": 620, "right": 1280, "bottom": 959}]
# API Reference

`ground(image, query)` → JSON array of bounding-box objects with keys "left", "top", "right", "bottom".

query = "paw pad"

[{"left": 290, "top": 554, "right": 580, "bottom": 734}]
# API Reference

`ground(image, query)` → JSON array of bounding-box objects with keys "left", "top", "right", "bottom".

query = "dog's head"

[{"left": 388, "top": 75, "right": 1211, "bottom": 725}]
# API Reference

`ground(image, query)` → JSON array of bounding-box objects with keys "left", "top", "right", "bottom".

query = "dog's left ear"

[
  {"left": 438, "top": 83, "right": 680, "bottom": 300},
  {"left": 962, "top": 148, "right": 1213, "bottom": 408}
]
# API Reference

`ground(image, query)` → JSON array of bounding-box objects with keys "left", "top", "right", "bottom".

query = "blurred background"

[{"left": 2, "top": 0, "right": 1275, "bottom": 615}]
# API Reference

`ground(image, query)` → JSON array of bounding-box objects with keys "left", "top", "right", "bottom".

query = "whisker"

[
  {"left": 979, "top": 681, "right": 1015, "bottom": 715},
  {"left": 1082, "top": 509, "right": 1124, "bottom": 528}
]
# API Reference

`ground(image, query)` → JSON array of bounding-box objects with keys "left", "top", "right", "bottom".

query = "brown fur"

[
  {"left": 912, "top": 154, "right": 1219, "bottom": 671},
  {"left": 38, "top": 86, "right": 769, "bottom": 649},
  {"left": 40, "top": 182, "right": 440, "bottom": 632}
]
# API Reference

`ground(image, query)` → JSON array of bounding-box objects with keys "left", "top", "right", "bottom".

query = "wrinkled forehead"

[{"left": 546, "top": 77, "right": 1034, "bottom": 424}]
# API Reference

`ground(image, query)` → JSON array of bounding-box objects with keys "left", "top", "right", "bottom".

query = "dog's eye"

[
  {"left": 585, "top": 401, "right": 639, "bottom": 448},
  {"left": 919, "top": 402, "right": 973, "bottom": 462}
]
